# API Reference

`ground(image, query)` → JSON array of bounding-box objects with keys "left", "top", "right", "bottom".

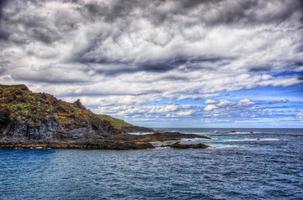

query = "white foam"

[
  {"left": 150, "top": 140, "right": 176, "bottom": 147},
  {"left": 227, "top": 131, "right": 254, "bottom": 135},
  {"left": 128, "top": 132, "right": 154, "bottom": 135},
  {"left": 208, "top": 144, "right": 240, "bottom": 149},
  {"left": 180, "top": 138, "right": 208, "bottom": 142},
  {"left": 154, "top": 146, "right": 170, "bottom": 150}
]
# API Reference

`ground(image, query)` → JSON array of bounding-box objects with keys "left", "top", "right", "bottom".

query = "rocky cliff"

[
  {"left": 0, "top": 84, "right": 209, "bottom": 149},
  {"left": 0, "top": 84, "right": 119, "bottom": 140}
]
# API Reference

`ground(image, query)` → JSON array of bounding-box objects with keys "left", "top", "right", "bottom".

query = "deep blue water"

[{"left": 0, "top": 128, "right": 302, "bottom": 200}]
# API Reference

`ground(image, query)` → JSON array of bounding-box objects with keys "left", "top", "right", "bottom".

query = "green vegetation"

[
  {"left": 0, "top": 85, "right": 43, "bottom": 127},
  {"left": 98, "top": 114, "right": 132, "bottom": 129}
]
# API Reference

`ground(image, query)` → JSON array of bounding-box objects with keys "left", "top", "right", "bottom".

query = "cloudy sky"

[{"left": 0, "top": 0, "right": 303, "bottom": 128}]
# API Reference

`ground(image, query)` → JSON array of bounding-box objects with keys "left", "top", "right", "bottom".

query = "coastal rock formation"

[
  {"left": 132, "top": 132, "right": 210, "bottom": 142},
  {"left": 170, "top": 142, "right": 209, "bottom": 149},
  {"left": 0, "top": 84, "right": 209, "bottom": 149}
]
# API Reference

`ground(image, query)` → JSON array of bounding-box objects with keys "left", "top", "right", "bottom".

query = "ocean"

[{"left": 0, "top": 128, "right": 302, "bottom": 200}]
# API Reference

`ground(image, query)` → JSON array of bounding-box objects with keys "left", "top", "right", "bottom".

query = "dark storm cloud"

[
  {"left": 200, "top": 0, "right": 302, "bottom": 26},
  {"left": 58, "top": 0, "right": 303, "bottom": 77},
  {"left": 11, "top": 72, "right": 91, "bottom": 84},
  {"left": 77, "top": 53, "right": 234, "bottom": 76},
  {"left": 77, "top": 0, "right": 303, "bottom": 26},
  {"left": 0, "top": 0, "right": 8, "bottom": 20},
  {"left": 0, "top": 30, "right": 8, "bottom": 40},
  {"left": 30, "top": 27, "right": 61, "bottom": 44},
  {"left": 249, "top": 66, "right": 272, "bottom": 73},
  {"left": 0, "top": 66, "right": 5, "bottom": 75},
  {"left": 0, "top": 0, "right": 9, "bottom": 40}
]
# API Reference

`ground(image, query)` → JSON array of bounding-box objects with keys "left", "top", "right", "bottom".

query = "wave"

[
  {"left": 228, "top": 131, "right": 255, "bottom": 135},
  {"left": 180, "top": 138, "right": 209, "bottom": 142},
  {"left": 208, "top": 144, "right": 240, "bottom": 149},
  {"left": 223, "top": 138, "right": 280, "bottom": 142},
  {"left": 128, "top": 132, "right": 154, "bottom": 135}
]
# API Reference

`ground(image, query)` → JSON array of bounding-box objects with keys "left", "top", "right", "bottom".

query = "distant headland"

[{"left": 0, "top": 84, "right": 209, "bottom": 150}]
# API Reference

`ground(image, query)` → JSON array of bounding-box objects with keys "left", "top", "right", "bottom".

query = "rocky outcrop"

[
  {"left": 121, "top": 126, "right": 154, "bottom": 133},
  {"left": 131, "top": 132, "right": 210, "bottom": 142},
  {"left": 170, "top": 142, "right": 209, "bottom": 149},
  {"left": 0, "top": 84, "right": 209, "bottom": 149},
  {"left": 0, "top": 141, "right": 154, "bottom": 150},
  {"left": 73, "top": 99, "right": 86, "bottom": 110}
]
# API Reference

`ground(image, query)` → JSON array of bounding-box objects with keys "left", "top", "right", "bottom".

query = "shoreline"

[{"left": 0, "top": 131, "right": 210, "bottom": 150}]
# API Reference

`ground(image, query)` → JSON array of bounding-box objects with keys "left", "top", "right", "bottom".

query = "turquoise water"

[{"left": 0, "top": 129, "right": 302, "bottom": 200}]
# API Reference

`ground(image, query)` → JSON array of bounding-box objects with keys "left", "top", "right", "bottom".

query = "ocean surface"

[{"left": 0, "top": 128, "right": 302, "bottom": 200}]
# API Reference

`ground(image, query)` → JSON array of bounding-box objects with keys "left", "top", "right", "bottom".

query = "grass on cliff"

[
  {"left": 0, "top": 85, "right": 44, "bottom": 127},
  {"left": 98, "top": 114, "right": 133, "bottom": 129}
]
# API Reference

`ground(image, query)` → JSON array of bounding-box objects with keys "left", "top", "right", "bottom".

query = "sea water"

[{"left": 0, "top": 128, "right": 302, "bottom": 200}]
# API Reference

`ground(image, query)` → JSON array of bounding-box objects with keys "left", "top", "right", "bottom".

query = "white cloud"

[
  {"left": 148, "top": 104, "right": 178, "bottom": 113},
  {"left": 176, "top": 110, "right": 195, "bottom": 116},
  {"left": 203, "top": 98, "right": 258, "bottom": 118},
  {"left": 204, "top": 99, "right": 233, "bottom": 112},
  {"left": 205, "top": 99, "right": 216, "bottom": 104},
  {"left": 204, "top": 104, "right": 218, "bottom": 112},
  {"left": 217, "top": 100, "right": 232, "bottom": 107},
  {"left": 239, "top": 99, "right": 255, "bottom": 106},
  {"left": 297, "top": 112, "right": 303, "bottom": 119}
]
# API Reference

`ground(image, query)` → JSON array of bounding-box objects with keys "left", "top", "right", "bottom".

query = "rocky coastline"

[{"left": 0, "top": 84, "right": 210, "bottom": 150}]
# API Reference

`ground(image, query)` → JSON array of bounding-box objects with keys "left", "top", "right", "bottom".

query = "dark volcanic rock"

[
  {"left": 0, "top": 112, "right": 10, "bottom": 130},
  {"left": 170, "top": 142, "right": 209, "bottom": 149},
  {"left": 132, "top": 131, "right": 210, "bottom": 142},
  {"left": 0, "top": 141, "right": 154, "bottom": 150},
  {"left": 122, "top": 126, "right": 154, "bottom": 133}
]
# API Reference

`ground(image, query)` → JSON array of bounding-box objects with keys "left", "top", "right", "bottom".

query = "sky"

[{"left": 0, "top": 0, "right": 302, "bottom": 128}]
